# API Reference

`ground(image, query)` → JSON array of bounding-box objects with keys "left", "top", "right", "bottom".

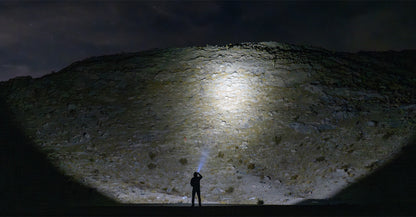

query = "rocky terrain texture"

[{"left": 1, "top": 42, "right": 415, "bottom": 205}]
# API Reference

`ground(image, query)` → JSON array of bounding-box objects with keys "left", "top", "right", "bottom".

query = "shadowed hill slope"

[
  {"left": 0, "top": 97, "right": 118, "bottom": 214},
  {"left": 330, "top": 133, "right": 416, "bottom": 204},
  {"left": 298, "top": 133, "right": 416, "bottom": 205}
]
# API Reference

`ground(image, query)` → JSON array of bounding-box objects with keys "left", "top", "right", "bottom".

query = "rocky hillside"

[{"left": 1, "top": 42, "right": 415, "bottom": 204}]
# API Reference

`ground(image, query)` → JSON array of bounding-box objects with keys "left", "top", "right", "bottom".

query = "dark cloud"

[
  {"left": 0, "top": 1, "right": 415, "bottom": 81},
  {"left": 346, "top": 2, "right": 416, "bottom": 51}
]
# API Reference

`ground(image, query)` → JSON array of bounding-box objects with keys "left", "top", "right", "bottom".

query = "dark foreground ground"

[{"left": 4, "top": 204, "right": 416, "bottom": 216}]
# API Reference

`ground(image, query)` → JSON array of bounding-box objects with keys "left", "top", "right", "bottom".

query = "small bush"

[
  {"left": 382, "top": 131, "right": 394, "bottom": 140},
  {"left": 149, "top": 152, "right": 156, "bottom": 160},
  {"left": 257, "top": 199, "right": 264, "bottom": 205},
  {"left": 274, "top": 135, "right": 282, "bottom": 145},
  {"left": 225, "top": 187, "right": 234, "bottom": 193},
  {"left": 315, "top": 156, "right": 326, "bottom": 162},
  {"left": 247, "top": 163, "right": 255, "bottom": 170},
  {"left": 179, "top": 158, "right": 188, "bottom": 165},
  {"left": 147, "top": 163, "right": 157, "bottom": 169},
  {"left": 290, "top": 174, "right": 298, "bottom": 180}
]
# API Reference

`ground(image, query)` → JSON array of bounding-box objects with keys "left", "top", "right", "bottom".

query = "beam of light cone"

[{"left": 197, "top": 149, "right": 209, "bottom": 172}]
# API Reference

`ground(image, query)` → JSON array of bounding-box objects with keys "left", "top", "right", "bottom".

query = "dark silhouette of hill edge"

[{"left": 0, "top": 96, "right": 119, "bottom": 215}]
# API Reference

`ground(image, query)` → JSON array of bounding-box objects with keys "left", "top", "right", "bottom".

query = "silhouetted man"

[{"left": 190, "top": 172, "right": 203, "bottom": 207}]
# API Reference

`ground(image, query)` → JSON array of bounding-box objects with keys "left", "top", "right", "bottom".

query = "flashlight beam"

[{"left": 197, "top": 148, "right": 209, "bottom": 172}]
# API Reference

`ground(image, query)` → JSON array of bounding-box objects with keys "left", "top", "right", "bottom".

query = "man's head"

[{"left": 194, "top": 172, "right": 198, "bottom": 177}]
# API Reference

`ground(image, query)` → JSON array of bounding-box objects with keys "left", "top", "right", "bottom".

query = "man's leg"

[
  {"left": 192, "top": 189, "right": 195, "bottom": 207},
  {"left": 197, "top": 190, "right": 201, "bottom": 207}
]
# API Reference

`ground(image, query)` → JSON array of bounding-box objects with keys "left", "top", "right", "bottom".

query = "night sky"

[{"left": 1, "top": 1, "right": 415, "bottom": 81}]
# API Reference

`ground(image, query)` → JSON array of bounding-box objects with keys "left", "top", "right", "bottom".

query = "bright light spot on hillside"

[
  {"left": 205, "top": 64, "right": 259, "bottom": 115},
  {"left": 211, "top": 73, "right": 252, "bottom": 111}
]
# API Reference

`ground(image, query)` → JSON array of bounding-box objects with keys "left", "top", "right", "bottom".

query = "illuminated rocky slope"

[{"left": 1, "top": 42, "right": 415, "bottom": 204}]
